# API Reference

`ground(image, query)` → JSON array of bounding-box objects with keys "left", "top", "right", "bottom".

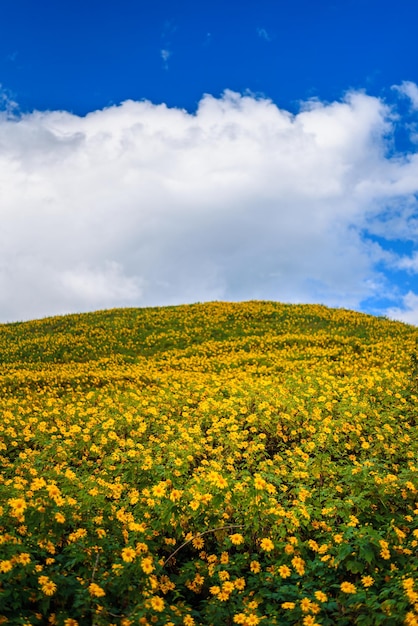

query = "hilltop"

[{"left": 0, "top": 302, "right": 417, "bottom": 625}]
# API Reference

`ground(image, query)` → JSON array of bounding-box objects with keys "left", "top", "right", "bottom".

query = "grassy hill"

[{"left": 0, "top": 301, "right": 417, "bottom": 625}]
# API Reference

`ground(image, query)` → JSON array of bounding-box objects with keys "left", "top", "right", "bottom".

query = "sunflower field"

[{"left": 0, "top": 301, "right": 417, "bottom": 626}]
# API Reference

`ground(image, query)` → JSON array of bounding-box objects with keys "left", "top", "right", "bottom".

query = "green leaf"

[
  {"left": 345, "top": 559, "right": 364, "bottom": 573},
  {"left": 359, "top": 545, "right": 375, "bottom": 564}
]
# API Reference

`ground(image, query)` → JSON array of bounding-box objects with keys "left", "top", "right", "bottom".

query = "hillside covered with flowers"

[{"left": 0, "top": 301, "right": 417, "bottom": 625}]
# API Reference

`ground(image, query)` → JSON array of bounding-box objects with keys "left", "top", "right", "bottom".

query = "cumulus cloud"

[{"left": 0, "top": 86, "right": 418, "bottom": 323}]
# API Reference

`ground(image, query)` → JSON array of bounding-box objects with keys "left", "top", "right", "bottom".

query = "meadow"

[{"left": 0, "top": 301, "right": 417, "bottom": 626}]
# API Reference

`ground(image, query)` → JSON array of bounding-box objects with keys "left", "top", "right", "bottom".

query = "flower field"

[{"left": 0, "top": 301, "right": 417, "bottom": 626}]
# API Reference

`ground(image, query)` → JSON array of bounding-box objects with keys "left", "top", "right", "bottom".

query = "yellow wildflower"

[
  {"left": 340, "top": 581, "right": 357, "bottom": 594},
  {"left": 141, "top": 557, "right": 154, "bottom": 574},
  {"left": 314, "top": 590, "right": 327, "bottom": 602},
  {"left": 88, "top": 583, "right": 106, "bottom": 597},
  {"left": 39, "top": 576, "right": 57, "bottom": 596},
  {"left": 260, "top": 538, "right": 274, "bottom": 552},
  {"left": 121, "top": 547, "right": 136, "bottom": 563},
  {"left": 0, "top": 560, "right": 13, "bottom": 573},
  {"left": 278, "top": 565, "right": 291, "bottom": 578},
  {"left": 192, "top": 536, "right": 204, "bottom": 549},
  {"left": 150, "top": 596, "right": 164, "bottom": 612}
]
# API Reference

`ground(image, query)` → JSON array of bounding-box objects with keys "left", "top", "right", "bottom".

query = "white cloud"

[
  {"left": 257, "top": 27, "right": 271, "bottom": 42},
  {"left": 0, "top": 83, "right": 18, "bottom": 115},
  {"left": 1, "top": 87, "right": 418, "bottom": 322},
  {"left": 394, "top": 251, "right": 418, "bottom": 273},
  {"left": 160, "top": 48, "right": 172, "bottom": 69},
  {"left": 387, "top": 291, "right": 418, "bottom": 325},
  {"left": 394, "top": 80, "right": 418, "bottom": 110}
]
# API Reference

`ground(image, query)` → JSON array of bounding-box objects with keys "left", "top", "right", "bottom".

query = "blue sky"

[
  {"left": 1, "top": 0, "right": 418, "bottom": 115},
  {"left": 1, "top": 0, "right": 418, "bottom": 323}
]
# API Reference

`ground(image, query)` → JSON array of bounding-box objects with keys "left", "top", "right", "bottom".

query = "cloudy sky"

[{"left": 1, "top": 0, "right": 418, "bottom": 324}]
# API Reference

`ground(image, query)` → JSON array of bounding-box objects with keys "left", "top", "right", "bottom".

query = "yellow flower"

[
  {"left": 260, "top": 538, "right": 274, "bottom": 552},
  {"left": 361, "top": 575, "right": 374, "bottom": 587},
  {"left": 55, "top": 512, "right": 65, "bottom": 524},
  {"left": 31, "top": 477, "right": 46, "bottom": 491},
  {"left": 291, "top": 556, "right": 305, "bottom": 575},
  {"left": 340, "top": 581, "right": 357, "bottom": 594},
  {"left": 170, "top": 489, "right": 182, "bottom": 502},
  {"left": 300, "top": 598, "right": 312, "bottom": 612},
  {"left": 121, "top": 547, "right": 136, "bottom": 563},
  {"left": 152, "top": 483, "right": 166, "bottom": 498},
  {"left": 192, "top": 536, "right": 204, "bottom": 549},
  {"left": 250, "top": 560, "right": 261, "bottom": 573},
  {"left": 0, "top": 560, "right": 13, "bottom": 573},
  {"left": 46, "top": 484, "right": 61, "bottom": 499},
  {"left": 278, "top": 565, "right": 291, "bottom": 578},
  {"left": 141, "top": 557, "right": 154, "bottom": 574},
  {"left": 229, "top": 533, "right": 244, "bottom": 545},
  {"left": 64, "top": 620, "right": 79, "bottom": 626},
  {"left": 17, "top": 553, "right": 31, "bottom": 566},
  {"left": 314, "top": 590, "right": 327, "bottom": 602},
  {"left": 8, "top": 498, "right": 27, "bottom": 517},
  {"left": 220, "top": 552, "right": 229, "bottom": 564},
  {"left": 38, "top": 575, "right": 49, "bottom": 585},
  {"left": 88, "top": 583, "right": 106, "bottom": 597},
  {"left": 222, "top": 581, "right": 235, "bottom": 593},
  {"left": 135, "top": 542, "right": 148, "bottom": 555},
  {"left": 218, "top": 591, "right": 230, "bottom": 601},
  {"left": 39, "top": 577, "right": 57, "bottom": 596},
  {"left": 403, "top": 578, "right": 415, "bottom": 590},
  {"left": 282, "top": 602, "right": 296, "bottom": 609},
  {"left": 254, "top": 475, "right": 266, "bottom": 490},
  {"left": 216, "top": 475, "right": 228, "bottom": 489},
  {"left": 150, "top": 596, "right": 164, "bottom": 612},
  {"left": 234, "top": 577, "right": 246, "bottom": 590},
  {"left": 68, "top": 528, "right": 87, "bottom": 543}
]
